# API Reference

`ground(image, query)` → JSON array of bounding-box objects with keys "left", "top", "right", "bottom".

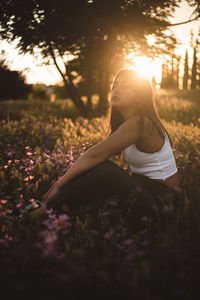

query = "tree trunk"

[
  {"left": 190, "top": 47, "right": 197, "bottom": 89},
  {"left": 65, "top": 68, "right": 88, "bottom": 117},
  {"left": 49, "top": 42, "right": 88, "bottom": 117}
]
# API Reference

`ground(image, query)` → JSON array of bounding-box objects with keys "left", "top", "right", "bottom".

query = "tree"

[
  {"left": 0, "top": 59, "right": 32, "bottom": 100},
  {"left": 183, "top": 49, "right": 189, "bottom": 89},
  {"left": 160, "top": 31, "right": 181, "bottom": 89},
  {"left": 197, "top": 26, "right": 200, "bottom": 88},
  {"left": 190, "top": 45, "right": 197, "bottom": 89},
  {"left": 175, "top": 55, "right": 181, "bottom": 89},
  {"left": 0, "top": 0, "right": 198, "bottom": 115}
]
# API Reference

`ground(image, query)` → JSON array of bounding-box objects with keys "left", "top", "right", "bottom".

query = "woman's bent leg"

[
  {"left": 46, "top": 160, "right": 160, "bottom": 223},
  {"left": 46, "top": 160, "right": 136, "bottom": 210}
]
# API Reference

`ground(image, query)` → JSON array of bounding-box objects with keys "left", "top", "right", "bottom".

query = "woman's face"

[{"left": 111, "top": 74, "right": 138, "bottom": 109}]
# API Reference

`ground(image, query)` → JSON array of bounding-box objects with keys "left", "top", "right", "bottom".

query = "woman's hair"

[{"left": 105, "top": 68, "right": 173, "bottom": 160}]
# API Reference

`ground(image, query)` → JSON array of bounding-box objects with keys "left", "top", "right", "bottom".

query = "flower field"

[{"left": 1, "top": 95, "right": 200, "bottom": 298}]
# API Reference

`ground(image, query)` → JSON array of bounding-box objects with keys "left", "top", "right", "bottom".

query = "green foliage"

[
  {"left": 28, "top": 84, "right": 50, "bottom": 101},
  {"left": 0, "top": 59, "right": 32, "bottom": 100}
]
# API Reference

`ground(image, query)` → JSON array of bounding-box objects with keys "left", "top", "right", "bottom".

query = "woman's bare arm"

[{"left": 57, "top": 115, "right": 142, "bottom": 189}]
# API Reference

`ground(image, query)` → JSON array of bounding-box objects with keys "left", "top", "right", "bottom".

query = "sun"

[{"left": 124, "top": 54, "right": 163, "bottom": 88}]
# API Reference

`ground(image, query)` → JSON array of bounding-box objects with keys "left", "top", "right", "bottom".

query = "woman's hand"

[{"left": 40, "top": 179, "right": 71, "bottom": 215}]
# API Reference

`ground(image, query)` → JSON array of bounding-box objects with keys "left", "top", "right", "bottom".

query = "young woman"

[{"left": 26, "top": 68, "right": 182, "bottom": 224}]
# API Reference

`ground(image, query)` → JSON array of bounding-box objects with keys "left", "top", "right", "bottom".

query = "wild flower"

[
  {"left": 136, "top": 186, "right": 143, "bottom": 192},
  {"left": 16, "top": 203, "right": 22, "bottom": 208},
  {"left": 124, "top": 239, "right": 133, "bottom": 245},
  {"left": 26, "top": 152, "right": 33, "bottom": 156},
  {"left": 0, "top": 200, "right": 7, "bottom": 204},
  {"left": 124, "top": 251, "right": 135, "bottom": 262},
  {"left": 163, "top": 204, "right": 174, "bottom": 213},
  {"left": 101, "top": 211, "right": 110, "bottom": 216},
  {"left": 29, "top": 198, "right": 35, "bottom": 203},
  {"left": 104, "top": 228, "right": 115, "bottom": 239},
  {"left": 140, "top": 215, "right": 149, "bottom": 222},
  {"left": 109, "top": 199, "right": 117, "bottom": 206},
  {"left": 140, "top": 239, "right": 149, "bottom": 246}
]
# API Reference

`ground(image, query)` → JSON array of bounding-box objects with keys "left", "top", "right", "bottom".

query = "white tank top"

[{"left": 123, "top": 130, "right": 178, "bottom": 180}]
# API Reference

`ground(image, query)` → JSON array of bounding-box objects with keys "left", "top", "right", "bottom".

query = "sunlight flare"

[{"left": 124, "top": 54, "right": 163, "bottom": 87}]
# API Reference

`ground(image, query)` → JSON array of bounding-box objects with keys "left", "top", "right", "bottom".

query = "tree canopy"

[
  {"left": 0, "top": 0, "right": 199, "bottom": 115},
  {"left": 0, "top": 59, "right": 32, "bottom": 100}
]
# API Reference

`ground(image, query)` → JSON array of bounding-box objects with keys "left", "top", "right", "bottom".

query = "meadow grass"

[{"left": 0, "top": 91, "right": 200, "bottom": 298}]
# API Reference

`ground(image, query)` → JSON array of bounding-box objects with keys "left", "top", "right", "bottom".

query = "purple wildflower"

[
  {"left": 140, "top": 239, "right": 149, "bottom": 246},
  {"left": 124, "top": 252, "right": 135, "bottom": 262},
  {"left": 163, "top": 204, "right": 174, "bottom": 213},
  {"left": 141, "top": 216, "right": 149, "bottom": 222},
  {"left": 109, "top": 199, "right": 117, "bottom": 206},
  {"left": 124, "top": 239, "right": 133, "bottom": 245},
  {"left": 101, "top": 211, "right": 110, "bottom": 216},
  {"left": 136, "top": 186, "right": 143, "bottom": 192},
  {"left": 104, "top": 229, "right": 115, "bottom": 239}
]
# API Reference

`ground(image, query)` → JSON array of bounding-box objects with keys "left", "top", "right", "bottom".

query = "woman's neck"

[{"left": 119, "top": 105, "right": 139, "bottom": 121}]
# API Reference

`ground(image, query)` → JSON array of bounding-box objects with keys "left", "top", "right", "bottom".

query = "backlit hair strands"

[{"left": 106, "top": 68, "right": 173, "bottom": 161}]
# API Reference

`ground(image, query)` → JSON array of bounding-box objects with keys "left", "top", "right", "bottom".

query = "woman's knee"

[{"left": 92, "top": 159, "right": 116, "bottom": 173}]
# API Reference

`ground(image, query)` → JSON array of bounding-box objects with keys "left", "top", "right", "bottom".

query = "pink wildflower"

[
  {"left": 26, "top": 152, "right": 32, "bottom": 156},
  {"left": 0, "top": 200, "right": 7, "bottom": 204}
]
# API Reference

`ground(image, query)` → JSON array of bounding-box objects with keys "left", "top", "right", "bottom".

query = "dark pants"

[{"left": 46, "top": 159, "right": 182, "bottom": 229}]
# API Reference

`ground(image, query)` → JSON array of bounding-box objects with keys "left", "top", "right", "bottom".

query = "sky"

[{"left": 0, "top": 0, "right": 199, "bottom": 86}]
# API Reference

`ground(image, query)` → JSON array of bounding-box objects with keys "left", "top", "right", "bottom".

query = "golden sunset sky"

[{"left": 0, "top": 0, "right": 199, "bottom": 86}]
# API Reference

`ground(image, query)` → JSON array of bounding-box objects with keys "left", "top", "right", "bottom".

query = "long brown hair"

[{"left": 105, "top": 68, "right": 173, "bottom": 160}]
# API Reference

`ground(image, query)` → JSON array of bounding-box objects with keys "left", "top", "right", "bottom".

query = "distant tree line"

[
  {"left": 0, "top": 59, "right": 32, "bottom": 100},
  {"left": 161, "top": 28, "right": 200, "bottom": 89}
]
